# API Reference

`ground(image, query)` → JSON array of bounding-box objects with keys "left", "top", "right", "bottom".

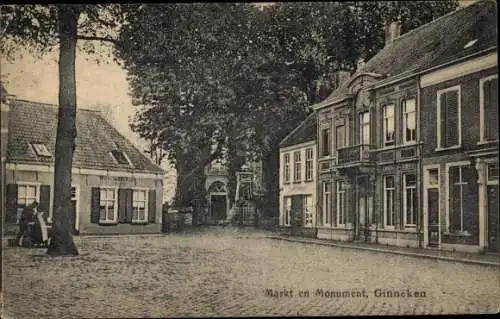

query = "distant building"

[
  {"left": 278, "top": 113, "right": 317, "bottom": 237},
  {"left": 1, "top": 99, "right": 165, "bottom": 235}
]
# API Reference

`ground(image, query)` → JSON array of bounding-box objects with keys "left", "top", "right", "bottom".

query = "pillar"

[{"left": 475, "top": 159, "right": 487, "bottom": 250}]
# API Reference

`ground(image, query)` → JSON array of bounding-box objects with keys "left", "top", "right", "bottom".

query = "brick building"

[{"left": 302, "top": 0, "right": 497, "bottom": 252}]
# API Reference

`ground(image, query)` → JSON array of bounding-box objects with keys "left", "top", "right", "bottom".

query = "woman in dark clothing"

[{"left": 16, "top": 201, "right": 37, "bottom": 246}]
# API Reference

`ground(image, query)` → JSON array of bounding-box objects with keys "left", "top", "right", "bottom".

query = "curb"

[{"left": 266, "top": 236, "right": 500, "bottom": 267}]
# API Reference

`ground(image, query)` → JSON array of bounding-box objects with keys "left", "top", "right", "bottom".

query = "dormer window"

[
  {"left": 31, "top": 143, "right": 51, "bottom": 157},
  {"left": 110, "top": 150, "right": 132, "bottom": 166}
]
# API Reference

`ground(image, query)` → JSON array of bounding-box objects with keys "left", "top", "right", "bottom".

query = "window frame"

[
  {"left": 293, "top": 150, "right": 302, "bottom": 183},
  {"left": 479, "top": 74, "right": 498, "bottom": 143},
  {"left": 110, "top": 150, "right": 133, "bottom": 166},
  {"left": 31, "top": 143, "right": 52, "bottom": 157},
  {"left": 335, "top": 124, "right": 346, "bottom": 150},
  {"left": 99, "top": 186, "right": 118, "bottom": 224},
  {"left": 305, "top": 148, "right": 314, "bottom": 181},
  {"left": 16, "top": 182, "right": 41, "bottom": 207},
  {"left": 383, "top": 175, "right": 395, "bottom": 229},
  {"left": 283, "top": 153, "right": 290, "bottom": 184},
  {"left": 383, "top": 103, "right": 395, "bottom": 146},
  {"left": 131, "top": 188, "right": 149, "bottom": 223},
  {"left": 403, "top": 173, "right": 417, "bottom": 228},
  {"left": 445, "top": 162, "right": 474, "bottom": 233},
  {"left": 359, "top": 111, "right": 370, "bottom": 146},
  {"left": 283, "top": 196, "right": 292, "bottom": 226},
  {"left": 436, "top": 85, "right": 461, "bottom": 150},
  {"left": 322, "top": 182, "right": 332, "bottom": 226},
  {"left": 402, "top": 98, "right": 417, "bottom": 144},
  {"left": 336, "top": 180, "right": 347, "bottom": 227},
  {"left": 321, "top": 127, "right": 332, "bottom": 157},
  {"left": 303, "top": 195, "right": 314, "bottom": 227}
]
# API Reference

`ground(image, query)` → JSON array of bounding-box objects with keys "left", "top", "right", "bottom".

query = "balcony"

[{"left": 336, "top": 144, "right": 374, "bottom": 166}]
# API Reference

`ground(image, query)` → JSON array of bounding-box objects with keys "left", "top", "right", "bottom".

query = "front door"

[
  {"left": 487, "top": 185, "right": 499, "bottom": 252},
  {"left": 210, "top": 195, "right": 227, "bottom": 221},
  {"left": 427, "top": 188, "right": 440, "bottom": 247}
]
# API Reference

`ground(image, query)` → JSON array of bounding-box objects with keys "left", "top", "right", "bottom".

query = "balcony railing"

[{"left": 337, "top": 144, "right": 374, "bottom": 165}]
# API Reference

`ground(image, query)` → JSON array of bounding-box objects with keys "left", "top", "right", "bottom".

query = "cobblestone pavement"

[{"left": 2, "top": 227, "right": 499, "bottom": 318}]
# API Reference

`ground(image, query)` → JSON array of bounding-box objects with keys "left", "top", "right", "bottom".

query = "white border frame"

[
  {"left": 436, "top": 85, "right": 461, "bottom": 151},
  {"left": 479, "top": 74, "right": 498, "bottom": 143}
]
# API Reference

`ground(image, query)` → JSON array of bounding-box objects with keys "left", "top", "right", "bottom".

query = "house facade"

[
  {"left": 278, "top": 113, "right": 317, "bottom": 237},
  {"left": 2, "top": 98, "right": 165, "bottom": 235},
  {"left": 306, "top": 0, "right": 497, "bottom": 253}
]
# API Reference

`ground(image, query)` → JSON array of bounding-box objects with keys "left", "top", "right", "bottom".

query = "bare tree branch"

[{"left": 76, "top": 34, "right": 122, "bottom": 48}]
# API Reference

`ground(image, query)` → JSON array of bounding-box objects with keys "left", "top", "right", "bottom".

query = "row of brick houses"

[{"left": 279, "top": 0, "right": 498, "bottom": 253}]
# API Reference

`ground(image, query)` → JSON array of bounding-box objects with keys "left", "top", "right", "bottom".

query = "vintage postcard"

[{"left": 1, "top": 1, "right": 499, "bottom": 318}]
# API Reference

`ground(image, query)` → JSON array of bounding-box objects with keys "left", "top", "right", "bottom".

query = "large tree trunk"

[{"left": 46, "top": 5, "right": 81, "bottom": 256}]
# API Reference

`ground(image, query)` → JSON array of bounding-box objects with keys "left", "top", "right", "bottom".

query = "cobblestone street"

[{"left": 2, "top": 227, "right": 499, "bottom": 318}]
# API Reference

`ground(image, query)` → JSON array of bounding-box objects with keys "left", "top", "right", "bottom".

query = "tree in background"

[
  {"left": 120, "top": 1, "right": 458, "bottom": 217},
  {"left": 0, "top": 4, "right": 126, "bottom": 255}
]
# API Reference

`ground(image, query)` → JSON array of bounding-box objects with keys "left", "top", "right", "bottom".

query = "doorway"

[
  {"left": 424, "top": 167, "right": 440, "bottom": 248},
  {"left": 210, "top": 195, "right": 227, "bottom": 221}
]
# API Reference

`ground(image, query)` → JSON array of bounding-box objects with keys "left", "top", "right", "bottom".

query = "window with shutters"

[
  {"left": 448, "top": 164, "right": 478, "bottom": 234},
  {"left": 402, "top": 99, "right": 416, "bottom": 143},
  {"left": 283, "top": 153, "right": 290, "bottom": 183},
  {"left": 480, "top": 75, "right": 498, "bottom": 142},
  {"left": 100, "top": 188, "right": 117, "bottom": 223},
  {"left": 132, "top": 189, "right": 148, "bottom": 223},
  {"left": 293, "top": 151, "right": 301, "bottom": 182},
  {"left": 305, "top": 148, "right": 313, "bottom": 181},
  {"left": 383, "top": 104, "right": 395, "bottom": 146},
  {"left": 321, "top": 128, "right": 331, "bottom": 157},
  {"left": 336, "top": 181, "right": 347, "bottom": 227},
  {"left": 437, "top": 86, "right": 461, "bottom": 149},
  {"left": 17, "top": 183, "right": 40, "bottom": 207},
  {"left": 403, "top": 173, "right": 417, "bottom": 227},
  {"left": 384, "top": 176, "right": 395, "bottom": 228}
]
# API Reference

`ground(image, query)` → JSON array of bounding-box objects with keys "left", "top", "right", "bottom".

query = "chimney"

[
  {"left": 385, "top": 21, "right": 401, "bottom": 46},
  {"left": 332, "top": 69, "right": 351, "bottom": 90}
]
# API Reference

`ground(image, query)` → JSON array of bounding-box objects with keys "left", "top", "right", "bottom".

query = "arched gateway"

[{"left": 208, "top": 181, "right": 228, "bottom": 222}]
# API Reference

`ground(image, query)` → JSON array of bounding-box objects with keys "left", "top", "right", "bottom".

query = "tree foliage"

[{"left": 120, "top": 1, "right": 458, "bottom": 213}]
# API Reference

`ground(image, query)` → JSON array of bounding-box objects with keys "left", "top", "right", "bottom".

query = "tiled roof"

[
  {"left": 279, "top": 112, "right": 317, "bottom": 148},
  {"left": 7, "top": 99, "right": 164, "bottom": 174},
  {"left": 325, "top": 0, "right": 497, "bottom": 101}
]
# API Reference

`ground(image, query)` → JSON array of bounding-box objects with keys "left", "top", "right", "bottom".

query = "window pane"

[
  {"left": 18, "top": 186, "right": 26, "bottom": 200},
  {"left": 100, "top": 207, "right": 107, "bottom": 220},
  {"left": 404, "top": 99, "right": 416, "bottom": 113},
  {"left": 385, "top": 176, "right": 394, "bottom": 188},
  {"left": 107, "top": 189, "right": 114, "bottom": 200},
  {"left": 488, "top": 163, "right": 499, "bottom": 181},
  {"left": 429, "top": 169, "right": 439, "bottom": 185},
  {"left": 107, "top": 208, "right": 114, "bottom": 221},
  {"left": 405, "top": 174, "right": 416, "bottom": 186},
  {"left": 26, "top": 186, "right": 36, "bottom": 198},
  {"left": 336, "top": 125, "right": 345, "bottom": 148}
]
